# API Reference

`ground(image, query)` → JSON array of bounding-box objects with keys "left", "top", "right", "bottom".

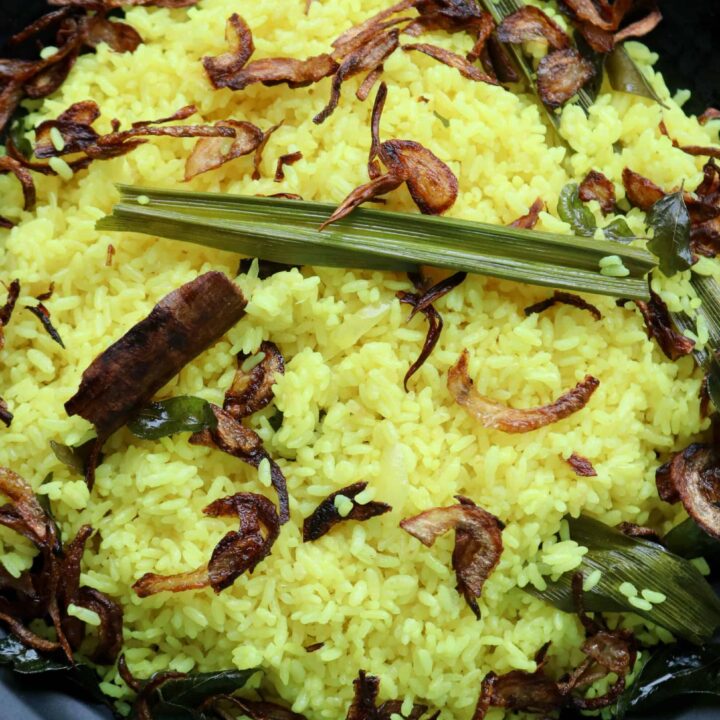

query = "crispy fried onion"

[
  {"left": 616, "top": 521, "right": 663, "bottom": 544},
  {"left": 321, "top": 83, "right": 458, "bottom": 228},
  {"left": 579, "top": 169, "right": 616, "bottom": 214},
  {"left": 557, "top": 0, "right": 662, "bottom": 53},
  {"left": 26, "top": 100, "right": 234, "bottom": 175},
  {"left": 656, "top": 444, "right": 720, "bottom": 540},
  {"left": 0, "top": 398, "right": 12, "bottom": 428},
  {"left": 524, "top": 291, "right": 602, "bottom": 321},
  {"left": 400, "top": 496, "right": 504, "bottom": 618},
  {"left": 621, "top": 167, "right": 665, "bottom": 211},
  {"left": 658, "top": 119, "right": 720, "bottom": 161},
  {"left": 303, "top": 481, "right": 391, "bottom": 542},
  {"left": 190, "top": 404, "right": 290, "bottom": 524},
  {"left": 497, "top": 6, "right": 570, "bottom": 50},
  {"left": 0, "top": 467, "right": 123, "bottom": 664},
  {"left": 133, "top": 492, "right": 279, "bottom": 597},
  {"left": 402, "top": 43, "right": 497, "bottom": 84},
  {"left": 65, "top": 272, "right": 247, "bottom": 489},
  {"left": 203, "top": 13, "right": 338, "bottom": 91},
  {"left": 275, "top": 151, "right": 303, "bottom": 182},
  {"left": 395, "top": 271, "right": 466, "bottom": 391},
  {"left": 473, "top": 574, "right": 637, "bottom": 718},
  {"left": 224, "top": 341, "right": 285, "bottom": 420},
  {"left": 633, "top": 289, "right": 695, "bottom": 361},
  {"left": 536, "top": 48, "right": 595, "bottom": 108},
  {"left": 0, "top": 278, "right": 21, "bottom": 352},
  {"left": 448, "top": 350, "right": 599, "bottom": 433},
  {"left": 184, "top": 120, "right": 280, "bottom": 181},
  {"left": 699, "top": 108, "right": 720, "bottom": 126},
  {"left": 26, "top": 285, "right": 65, "bottom": 348},
  {"left": 509, "top": 198, "right": 544, "bottom": 229},
  {"left": 0, "top": 6, "right": 143, "bottom": 136},
  {"left": 346, "top": 669, "right": 439, "bottom": 720},
  {"left": 566, "top": 452, "right": 597, "bottom": 476},
  {"left": 0, "top": 157, "right": 36, "bottom": 228}
]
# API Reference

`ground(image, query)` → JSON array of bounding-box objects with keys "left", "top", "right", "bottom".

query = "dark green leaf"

[
  {"left": 616, "top": 641, "right": 720, "bottom": 718},
  {"left": 525, "top": 515, "right": 720, "bottom": 644},
  {"left": 0, "top": 634, "right": 109, "bottom": 707},
  {"left": 606, "top": 45, "right": 667, "bottom": 106},
  {"left": 664, "top": 517, "right": 720, "bottom": 566},
  {"left": 646, "top": 190, "right": 692, "bottom": 276},
  {"left": 50, "top": 438, "right": 97, "bottom": 476},
  {"left": 268, "top": 409, "right": 284, "bottom": 432},
  {"left": 152, "top": 668, "right": 260, "bottom": 719},
  {"left": 557, "top": 183, "right": 597, "bottom": 237},
  {"left": 128, "top": 396, "right": 218, "bottom": 440},
  {"left": 603, "top": 217, "right": 635, "bottom": 244}
]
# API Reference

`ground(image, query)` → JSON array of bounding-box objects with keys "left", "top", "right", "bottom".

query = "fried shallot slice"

[
  {"left": 579, "top": 169, "right": 616, "bottom": 214},
  {"left": 346, "top": 669, "right": 438, "bottom": 720},
  {"left": 402, "top": 43, "right": 498, "bottom": 84},
  {"left": 656, "top": 444, "right": 720, "bottom": 540},
  {"left": 524, "top": 291, "right": 602, "bottom": 321},
  {"left": 65, "top": 272, "right": 246, "bottom": 443},
  {"left": 133, "top": 492, "right": 279, "bottom": 597},
  {"left": 0, "top": 279, "right": 21, "bottom": 351},
  {"left": 202, "top": 14, "right": 255, "bottom": 89},
  {"left": 274, "top": 151, "right": 303, "bottom": 182},
  {"left": 566, "top": 452, "right": 597, "bottom": 477},
  {"left": 634, "top": 289, "right": 695, "bottom": 361},
  {"left": 509, "top": 198, "right": 544, "bottom": 229},
  {"left": 190, "top": 404, "right": 290, "bottom": 524},
  {"left": 497, "top": 6, "right": 570, "bottom": 49},
  {"left": 699, "top": 109, "right": 720, "bottom": 126},
  {"left": 448, "top": 350, "right": 599, "bottom": 433},
  {"left": 658, "top": 119, "right": 720, "bottom": 161},
  {"left": 0, "top": 157, "right": 36, "bottom": 213},
  {"left": 303, "top": 481, "right": 391, "bottom": 542},
  {"left": 536, "top": 48, "right": 595, "bottom": 107},
  {"left": 621, "top": 167, "right": 665, "bottom": 210},
  {"left": 400, "top": 496, "right": 504, "bottom": 618},
  {"left": 224, "top": 341, "right": 285, "bottom": 420}
]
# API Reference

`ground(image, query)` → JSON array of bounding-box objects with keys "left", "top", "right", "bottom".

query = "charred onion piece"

[
  {"left": 497, "top": 6, "right": 570, "bottom": 50},
  {"left": 133, "top": 491, "right": 279, "bottom": 597},
  {"left": 524, "top": 291, "right": 602, "bottom": 321},
  {"left": 402, "top": 43, "right": 498, "bottom": 84},
  {"left": 345, "top": 669, "right": 438, "bottom": 720},
  {"left": 409, "top": 271, "right": 466, "bottom": 318},
  {"left": 274, "top": 151, "right": 303, "bottom": 182},
  {"left": 0, "top": 157, "right": 36, "bottom": 213},
  {"left": 0, "top": 399, "right": 12, "bottom": 428},
  {"left": 400, "top": 496, "right": 504, "bottom": 618},
  {"left": 26, "top": 302, "right": 65, "bottom": 348},
  {"left": 658, "top": 120, "right": 720, "bottom": 161},
  {"left": 303, "top": 481, "right": 391, "bottom": 542},
  {"left": 190, "top": 404, "right": 290, "bottom": 524},
  {"left": 656, "top": 444, "right": 720, "bottom": 540},
  {"left": 207, "top": 696, "right": 308, "bottom": 720},
  {"left": 202, "top": 14, "right": 255, "bottom": 88},
  {"left": 0, "top": 279, "right": 21, "bottom": 351},
  {"left": 65, "top": 272, "right": 246, "bottom": 440},
  {"left": 634, "top": 290, "right": 695, "bottom": 361},
  {"left": 448, "top": 350, "right": 599, "bottom": 433},
  {"left": 536, "top": 48, "right": 594, "bottom": 108},
  {"left": 566, "top": 452, "right": 597, "bottom": 477},
  {"left": 397, "top": 291, "right": 443, "bottom": 391},
  {"left": 579, "top": 169, "right": 616, "bottom": 215},
  {"left": 622, "top": 167, "right": 665, "bottom": 210},
  {"left": 616, "top": 521, "right": 663, "bottom": 544},
  {"left": 699, "top": 108, "right": 720, "bottom": 126},
  {"left": 224, "top": 341, "right": 285, "bottom": 420},
  {"left": 509, "top": 198, "right": 544, "bottom": 229}
]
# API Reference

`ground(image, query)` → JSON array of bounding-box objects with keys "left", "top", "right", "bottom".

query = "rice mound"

[{"left": 0, "top": 0, "right": 717, "bottom": 717}]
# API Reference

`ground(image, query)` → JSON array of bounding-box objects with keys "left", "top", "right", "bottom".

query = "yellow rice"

[{"left": 0, "top": 0, "right": 717, "bottom": 717}]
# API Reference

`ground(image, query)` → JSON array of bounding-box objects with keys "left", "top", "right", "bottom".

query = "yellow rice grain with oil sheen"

[{"left": 0, "top": 0, "right": 717, "bottom": 717}]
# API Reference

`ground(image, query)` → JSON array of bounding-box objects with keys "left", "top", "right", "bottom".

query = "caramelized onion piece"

[
  {"left": 409, "top": 270, "right": 466, "bottom": 318},
  {"left": 536, "top": 48, "right": 594, "bottom": 108},
  {"left": 251, "top": 122, "right": 282, "bottom": 181},
  {"left": 566, "top": 452, "right": 597, "bottom": 477},
  {"left": 613, "top": 6, "right": 662, "bottom": 43},
  {"left": 274, "top": 151, "right": 303, "bottom": 182},
  {"left": 622, "top": 167, "right": 665, "bottom": 210},
  {"left": 656, "top": 444, "right": 720, "bottom": 540},
  {"left": 448, "top": 350, "right": 599, "bottom": 433},
  {"left": 303, "top": 481, "right": 391, "bottom": 542},
  {"left": 0, "top": 399, "right": 12, "bottom": 428},
  {"left": 497, "top": 6, "right": 570, "bottom": 50},
  {"left": 0, "top": 157, "right": 36, "bottom": 211},
  {"left": 509, "top": 198, "right": 544, "bottom": 229},
  {"left": 699, "top": 108, "right": 720, "bottom": 126},
  {"left": 133, "top": 492, "right": 279, "bottom": 596},
  {"left": 524, "top": 291, "right": 602, "bottom": 321},
  {"left": 34, "top": 100, "right": 101, "bottom": 158},
  {"left": 616, "top": 521, "right": 663, "bottom": 544},
  {"left": 0, "top": 467, "right": 56, "bottom": 547},
  {"left": 66, "top": 272, "right": 247, "bottom": 439},
  {"left": 209, "top": 696, "right": 308, "bottom": 720},
  {"left": 184, "top": 120, "right": 265, "bottom": 180},
  {"left": 402, "top": 43, "right": 498, "bottom": 84},
  {"left": 84, "top": 15, "right": 143, "bottom": 53},
  {"left": 202, "top": 14, "right": 255, "bottom": 89},
  {"left": 26, "top": 302, "right": 65, "bottom": 348},
  {"left": 224, "top": 341, "right": 285, "bottom": 420},
  {"left": 314, "top": 30, "right": 400, "bottom": 125},
  {"left": 634, "top": 290, "right": 695, "bottom": 361},
  {"left": 397, "top": 291, "right": 443, "bottom": 391},
  {"left": 579, "top": 169, "right": 616, "bottom": 215},
  {"left": 0, "top": 279, "right": 21, "bottom": 351},
  {"left": 190, "top": 404, "right": 290, "bottom": 524},
  {"left": 401, "top": 496, "right": 503, "bottom": 618},
  {"left": 346, "top": 669, "right": 438, "bottom": 720}
]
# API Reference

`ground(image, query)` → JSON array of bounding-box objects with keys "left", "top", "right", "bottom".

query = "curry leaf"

[
  {"left": 50, "top": 438, "right": 98, "bottom": 476},
  {"left": 525, "top": 515, "right": 720, "bottom": 644},
  {"left": 664, "top": 517, "right": 720, "bottom": 566},
  {"left": 128, "top": 396, "right": 218, "bottom": 440},
  {"left": 603, "top": 217, "right": 635, "bottom": 244},
  {"left": 615, "top": 641, "right": 720, "bottom": 718},
  {"left": 605, "top": 45, "right": 667, "bottom": 107},
  {"left": 558, "top": 183, "right": 597, "bottom": 237},
  {"left": 0, "top": 634, "right": 109, "bottom": 707},
  {"left": 646, "top": 190, "right": 692, "bottom": 276}
]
